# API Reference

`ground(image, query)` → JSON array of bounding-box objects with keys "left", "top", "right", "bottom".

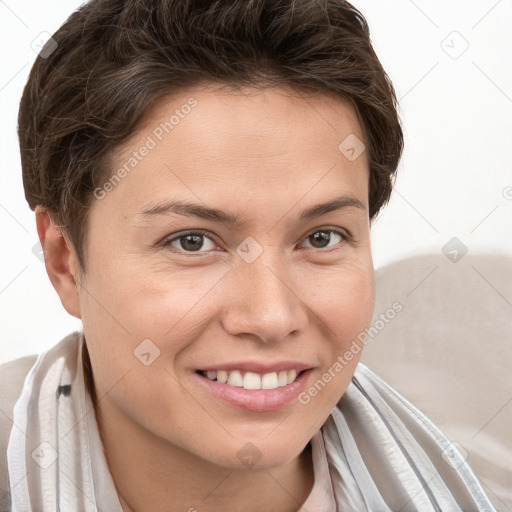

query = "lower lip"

[{"left": 194, "top": 369, "right": 313, "bottom": 413}]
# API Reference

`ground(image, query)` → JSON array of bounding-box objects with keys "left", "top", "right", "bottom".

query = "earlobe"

[{"left": 35, "top": 206, "right": 82, "bottom": 319}]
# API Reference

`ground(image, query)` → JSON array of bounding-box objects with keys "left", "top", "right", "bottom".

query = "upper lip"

[{"left": 197, "top": 361, "right": 313, "bottom": 374}]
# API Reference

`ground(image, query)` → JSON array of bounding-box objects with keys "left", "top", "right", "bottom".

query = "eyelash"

[{"left": 161, "top": 227, "right": 352, "bottom": 257}]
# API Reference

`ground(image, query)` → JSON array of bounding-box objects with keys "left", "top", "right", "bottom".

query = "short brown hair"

[{"left": 19, "top": 0, "right": 403, "bottom": 273}]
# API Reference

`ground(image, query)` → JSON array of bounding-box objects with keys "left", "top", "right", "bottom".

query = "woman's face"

[{"left": 76, "top": 85, "right": 374, "bottom": 469}]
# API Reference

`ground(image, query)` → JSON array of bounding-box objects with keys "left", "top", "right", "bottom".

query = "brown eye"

[
  {"left": 301, "top": 229, "right": 348, "bottom": 250},
  {"left": 163, "top": 231, "right": 217, "bottom": 253}
]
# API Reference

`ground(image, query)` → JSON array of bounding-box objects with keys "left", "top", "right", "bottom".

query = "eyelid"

[
  {"left": 303, "top": 225, "right": 353, "bottom": 242},
  {"left": 161, "top": 229, "right": 219, "bottom": 254}
]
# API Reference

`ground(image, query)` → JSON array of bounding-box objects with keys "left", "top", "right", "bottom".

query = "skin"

[{"left": 38, "top": 84, "right": 375, "bottom": 512}]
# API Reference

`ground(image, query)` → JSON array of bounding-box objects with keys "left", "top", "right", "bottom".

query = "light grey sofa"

[{"left": 361, "top": 253, "right": 512, "bottom": 511}]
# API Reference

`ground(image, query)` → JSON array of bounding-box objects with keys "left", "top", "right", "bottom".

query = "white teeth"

[
  {"left": 243, "top": 372, "right": 261, "bottom": 390},
  {"left": 217, "top": 370, "right": 228, "bottom": 383},
  {"left": 261, "top": 372, "right": 278, "bottom": 389},
  {"left": 202, "top": 368, "right": 302, "bottom": 389},
  {"left": 287, "top": 370, "right": 297, "bottom": 384},
  {"left": 227, "top": 370, "right": 243, "bottom": 387},
  {"left": 278, "top": 371, "right": 288, "bottom": 386}
]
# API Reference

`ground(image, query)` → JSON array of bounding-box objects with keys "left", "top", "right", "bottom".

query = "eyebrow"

[{"left": 136, "top": 194, "right": 366, "bottom": 227}]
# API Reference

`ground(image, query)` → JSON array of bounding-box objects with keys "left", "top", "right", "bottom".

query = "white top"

[
  {"left": 300, "top": 430, "right": 337, "bottom": 510},
  {"left": 6, "top": 331, "right": 496, "bottom": 511}
]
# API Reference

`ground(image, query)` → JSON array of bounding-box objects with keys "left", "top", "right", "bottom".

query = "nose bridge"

[
  {"left": 249, "top": 251, "right": 288, "bottom": 301},
  {"left": 225, "top": 244, "right": 307, "bottom": 343}
]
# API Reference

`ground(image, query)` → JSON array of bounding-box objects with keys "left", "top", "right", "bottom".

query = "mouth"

[
  {"left": 194, "top": 367, "right": 313, "bottom": 412},
  {"left": 195, "top": 368, "right": 304, "bottom": 390}
]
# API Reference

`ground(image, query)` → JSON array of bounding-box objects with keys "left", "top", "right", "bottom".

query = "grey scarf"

[{"left": 6, "top": 331, "right": 495, "bottom": 511}]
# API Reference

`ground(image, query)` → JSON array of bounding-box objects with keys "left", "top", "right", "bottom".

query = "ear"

[{"left": 35, "top": 206, "right": 82, "bottom": 319}]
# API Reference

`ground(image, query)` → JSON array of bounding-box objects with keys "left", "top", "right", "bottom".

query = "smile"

[
  {"left": 198, "top": 369, "right": 301, "bottom": 389},
  {"left": 194, "top": 368, "right": 313, "bottom": 412}
]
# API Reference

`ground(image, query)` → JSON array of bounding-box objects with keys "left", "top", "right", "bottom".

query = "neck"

[{"left": 95, "top": 399, "right": 315, "bottom": 512}]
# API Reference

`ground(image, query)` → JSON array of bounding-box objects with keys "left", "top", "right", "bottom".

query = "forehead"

[
  {"left": 94, "top": 84, "right": 369, "bottom": 226},
  {"left": 150, "top": 84, "right": 361, "bottom": 142},
  {"left": 115, "top": 83, "right": 366, "bottom": 162}
]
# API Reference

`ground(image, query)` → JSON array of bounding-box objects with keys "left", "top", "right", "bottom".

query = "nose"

[{"left": 220, "top": 251, "right": 309, "bottom": 344}]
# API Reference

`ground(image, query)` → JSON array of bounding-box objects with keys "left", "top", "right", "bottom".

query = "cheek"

[
  {"left": 78, "top": 261, "right": 231, "bottom": 404},
  {"left": 296, "top": 260, "right": 374, "bottom": 415},
  {"left": 82, "top": 247, "right": 218, "bottom": 335},
  {"left": 308, "top": 258, "right": 375, "bottom": 342}
]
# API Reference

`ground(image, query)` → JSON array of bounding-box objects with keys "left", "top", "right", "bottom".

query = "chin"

[{"left": 203, "top": 434, "right": 311, "bottom": 471}]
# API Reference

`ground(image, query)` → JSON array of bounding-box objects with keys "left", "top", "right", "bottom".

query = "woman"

[{"left": 0, "top": 0, "right": 496, "bottom": 510}]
